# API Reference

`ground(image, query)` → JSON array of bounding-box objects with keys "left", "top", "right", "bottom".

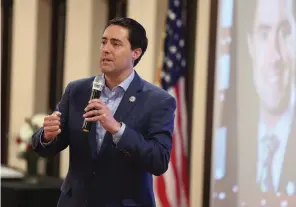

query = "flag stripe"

[
  {"left": 175, "top": 81, "right": 189, "bottom": 203},
  {"left": 155, "top": 0, "right": 189, "bottom": 206},
  {"left": 179, "top": 78, "right": 188, "bottom": 154},
  {"left": 156, "top": 176, "right": 171, "bottom": 207},
  {"left": 168, "top": 88, "right": 183, "bottom": 206},
  {"left": 171, "top": 130, "right": 181, "bottom": 206},
  {"left": 164, "top": 155, "right": 177, "bottom": 206}
]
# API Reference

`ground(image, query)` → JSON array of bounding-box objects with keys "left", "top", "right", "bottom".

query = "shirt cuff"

[
  {"left": 112, "top": 122, "right": 126, "bottom": 144},
  {"left": 40, "top": 130, "right": 55, "bottom": 147}
]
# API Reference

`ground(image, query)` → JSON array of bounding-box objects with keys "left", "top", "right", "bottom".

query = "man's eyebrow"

[
  {"left": 278, "top": 20, "right": 291, "bottom": 31},
  {"left": 110, "top": 38, "right": 123, "bottom": 43},
  {"left": 255, "top": 23, "right": 272, "bottom": 31},
  {"left": 254, "top": 20, "right": 291, "bottom": 33},
  {"left": 101, "top": 37, "right": 123, "bottom": 43}
]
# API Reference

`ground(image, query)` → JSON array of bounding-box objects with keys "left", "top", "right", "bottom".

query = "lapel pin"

[{"left": 129, "top": 96, "right": 136, "bottom": 102}]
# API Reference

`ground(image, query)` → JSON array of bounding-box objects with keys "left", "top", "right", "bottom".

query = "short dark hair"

[{"left": 106, "top": 17, "right": 148, "bottom": 67}]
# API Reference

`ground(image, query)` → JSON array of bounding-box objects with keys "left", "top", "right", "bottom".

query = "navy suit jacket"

[{"left": 32, "top": 72, "right": 176, "bottom": 207}]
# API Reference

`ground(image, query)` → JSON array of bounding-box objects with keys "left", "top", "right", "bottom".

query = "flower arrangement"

[{"left": 16, "top": 113, "right": 47, "bottom": 176}]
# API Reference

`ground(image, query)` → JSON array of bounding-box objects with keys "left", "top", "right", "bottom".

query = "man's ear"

[
  {"left": 132, "top": 48, "right": 142, "bottom": 62},
  {"left": 247, "top": 33, "right": 254, "bottom": 59}
]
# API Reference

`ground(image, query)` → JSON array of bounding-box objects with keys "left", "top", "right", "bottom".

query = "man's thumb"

[{"left": 53, "top": 111, "right": 61, "bottom": 117}]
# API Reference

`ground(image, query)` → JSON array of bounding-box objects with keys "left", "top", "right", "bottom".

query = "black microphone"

[{"left": 82, "top": 75, "right": 104, "bottom": 132}]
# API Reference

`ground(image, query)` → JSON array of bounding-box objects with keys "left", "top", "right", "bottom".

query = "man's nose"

[
  {"left": 101, "top": 43, "right": 111, "bottom": 53},
  {"left": 268, "top": 33, "right": 281, "bottom": 63}
]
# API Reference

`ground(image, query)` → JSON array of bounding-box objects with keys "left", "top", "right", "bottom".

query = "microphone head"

[{"left": 93, "top": 75, "right": 104, "bottom": 91}]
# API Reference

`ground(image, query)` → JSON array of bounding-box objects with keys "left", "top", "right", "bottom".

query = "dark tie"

[{"left": 261, "top": 134, "right": 280, "bottom": 192}]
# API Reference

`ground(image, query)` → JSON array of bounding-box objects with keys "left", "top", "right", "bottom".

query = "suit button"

[{"left": 92, "top": 171, "right": 96, "bottom": 175}]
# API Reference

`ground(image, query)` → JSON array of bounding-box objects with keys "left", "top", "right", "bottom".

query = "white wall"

[{"left": 8, "top": 0, "right": 51, "bottom": 173}]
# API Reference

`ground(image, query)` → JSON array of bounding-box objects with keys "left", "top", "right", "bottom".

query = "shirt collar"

[
  {"left": 118, "top": 70, "right": 135, "bottom": 91},
  {"left": 102, "top": 70, "right": 135, "bottom": 92},
  {"left": 259, "top": 85, "right": 295, "bottom": 140}
]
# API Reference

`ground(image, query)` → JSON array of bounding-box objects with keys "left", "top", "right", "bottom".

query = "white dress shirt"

[{"left": 256, "top": 88, "right": 295, "bottom": 192}]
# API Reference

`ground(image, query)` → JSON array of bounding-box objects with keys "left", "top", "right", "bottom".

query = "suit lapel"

[
  {"left": 279, "top": 114, "right": 296, "bottom": 193},
  {"left": 98, "top": 72, "right": 144, "bottom": 156},
  {"left": 113, "top": 72, "right": 143, "bottom": 123}
]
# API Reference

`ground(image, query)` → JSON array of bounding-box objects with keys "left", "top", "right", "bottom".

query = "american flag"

[{"left": 154, "top": 0, "right": 189, "bottom": 206}]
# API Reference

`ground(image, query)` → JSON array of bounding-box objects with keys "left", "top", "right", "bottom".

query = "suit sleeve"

[
  {"left": 31, "top": 82, "right": 71, "bottom": 158},
  {"left": 116, "top": 95, "right": 176, "bottom": 176}
]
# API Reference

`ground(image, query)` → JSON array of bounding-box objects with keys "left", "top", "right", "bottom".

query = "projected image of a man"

[
  {"left": 248, "top": 0, "right": 295, "bottom": 120},
  {"left": 247, "top": 0, "right": 296, "bottom": 194}
]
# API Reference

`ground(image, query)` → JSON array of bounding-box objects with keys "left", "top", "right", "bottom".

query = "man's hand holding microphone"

[{"left": 83, "top": 99, "right": 121, "bottom": 135}]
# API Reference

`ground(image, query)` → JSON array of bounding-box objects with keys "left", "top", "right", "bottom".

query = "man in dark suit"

[
  {"left": 32, "top": 17, "right": 176, "bottom": 207},
  {"left": 238, "top": 0, "right": 296, "bottom": 205}
]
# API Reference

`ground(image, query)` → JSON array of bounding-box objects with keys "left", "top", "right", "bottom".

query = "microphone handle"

[{"left": 82, "top": 89, "right": 102, "bottom": 132}]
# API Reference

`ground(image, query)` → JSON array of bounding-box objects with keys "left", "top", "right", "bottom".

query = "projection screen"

[{"left": 210, "top": 0, "right": 296, "bottom": 206}]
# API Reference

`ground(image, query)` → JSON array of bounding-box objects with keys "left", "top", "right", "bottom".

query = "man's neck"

[
  {"left": 261, "top": 110, "right": 282, "bottom": 129},
  {"left": 261, "top": 103, "right": 291, "bottom": 129},
  {"left": 104, "top": 69, "right": 133, "bottom": 89}
]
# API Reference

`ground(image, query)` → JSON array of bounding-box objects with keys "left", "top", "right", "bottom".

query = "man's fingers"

[
  {"left": 85, "top": 113, "right": 107, "bottom": 122},
  {"left": 44, "top": 125, "right": 60, "bottom": 132},
  {"left": 45, "top": 115, "right": 60, "bottom": 122},
  {"left": 44, "top": 111, "right": 61, "bottom": 121},
  {"left": 83, "top": 109, "right": 105, "bottom": 122},
  {"left": 97, "top": 114, "right": 107, "bottom": 123},
  {"left": 88, "top": 99, "right": 104, "bottom": 104},
  {"left": 83, "top": 109, "right": 105, "bottom": 118},
  {"left": 84, "top": 116, "right": 97, "bottom": 122},
  {"left": 83, "top": 110, "right": 98, "bottom": 118},
  {"left": 84, "top": 102, "right": 104, "bottom": 112},
  {"left": 43, "top": 112, "right": 62, "bottom": 141},
  {"left": 44, "top": 129, "right": 61, "bottom": 139},
  {"left": 44, "top": 120, "right": 60, "bottom": 127},
  {"left": 53, "top": 111, "right": 61, "bottom": 117}
]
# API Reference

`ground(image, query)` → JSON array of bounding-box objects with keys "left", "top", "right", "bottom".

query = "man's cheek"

[
  {"left": 283, "top": 69, "right": 290, "bottom": 88},
  {"left": 280, "top": 42, "right": 293, "bottom": 63}
]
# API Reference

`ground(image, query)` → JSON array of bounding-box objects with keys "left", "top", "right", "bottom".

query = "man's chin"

[
  {"left": 262, "top": 98, "right": 290, "bottom": 116},
  {"left": 101, "top": 67, "right": 114, "bottom": 74}
]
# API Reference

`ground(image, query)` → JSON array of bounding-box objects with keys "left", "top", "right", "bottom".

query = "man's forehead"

[
  {"left": 255, "top": 0, "right": 293, "bottom": 24},
  {"left": 102, "top": 25, "right": 129, "bottom": 41}
]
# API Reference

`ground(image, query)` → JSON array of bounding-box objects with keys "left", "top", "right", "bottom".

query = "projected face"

[{"left": 248, "top": 0, "right": 296, "bottom": 115}]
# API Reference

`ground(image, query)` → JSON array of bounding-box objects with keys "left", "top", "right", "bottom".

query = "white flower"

[
  {"left": 19, "top": 123, "right": 33, "bottom": 142},
  {"left": 19, "top": 143, "right": 27, "bottom": 152},
  {"left": 31, "top": 114, "right": 47, "bottom": 128}
]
